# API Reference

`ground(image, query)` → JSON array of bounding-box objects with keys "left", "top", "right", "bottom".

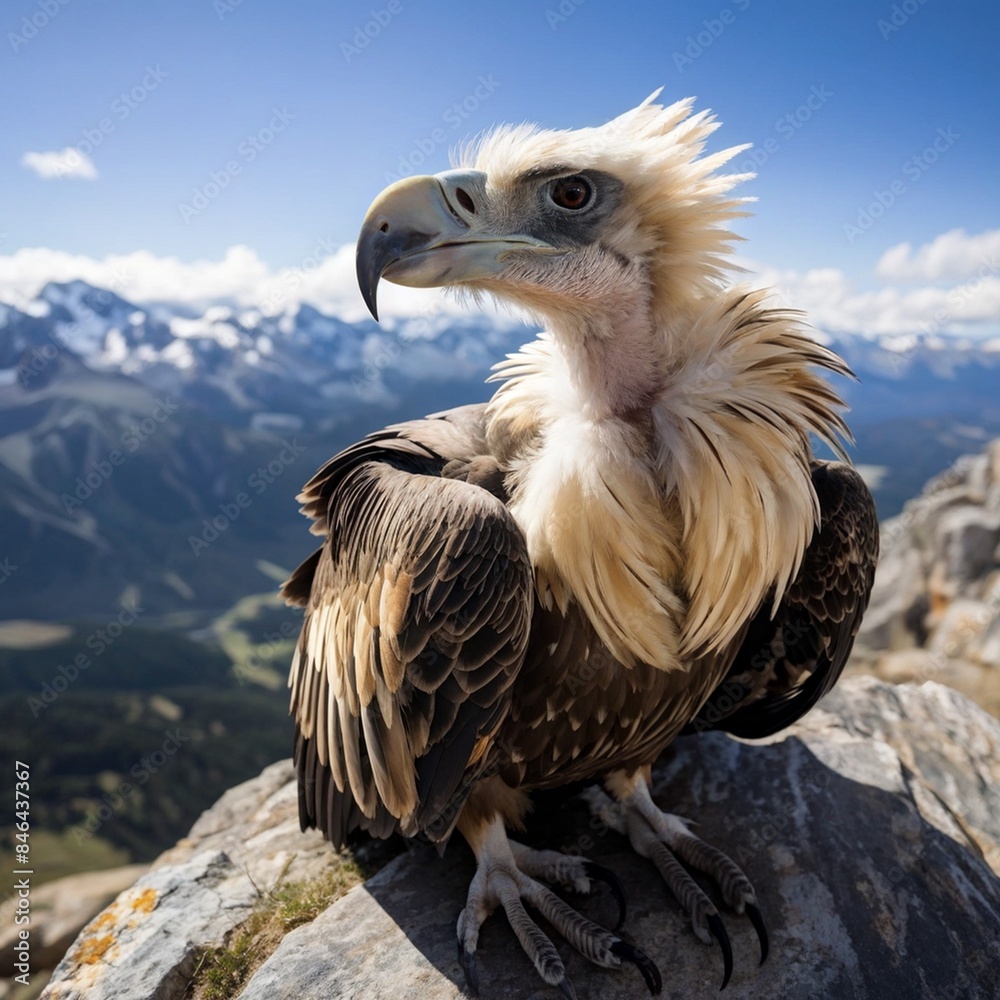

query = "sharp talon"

[
  {"left": 611, "top": 940, "right": 663, "bottom": 996},
  {"left": 557, "top": 975, "right": 578, "bottom": 1000},
  {"left": 706, "top": 913, "right": 733, "bottom": 990},
  {"left": 583, "top": 861, "right": 628, "bottom": 930},
  {"left": 745, "top": 903, "right": 769, "bottom": 966},
  {"left": 459, "top": 944, "right": 480, "bottom": 996}
]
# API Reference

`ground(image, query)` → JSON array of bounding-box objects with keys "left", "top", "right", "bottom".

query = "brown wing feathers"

[
  {"left": 285, "top": 411, "right": 533, "bottom": 848},
  {"left": 685, "top": 460, "right": 878, "bottom": 738}
]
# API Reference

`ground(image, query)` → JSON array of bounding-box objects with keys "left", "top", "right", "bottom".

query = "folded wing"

[{"left": 284, "top": 407, "right": 533, "bottom": 847}]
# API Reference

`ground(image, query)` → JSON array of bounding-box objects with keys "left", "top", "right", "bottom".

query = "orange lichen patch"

[
  {"left": 131, "top": 888, "right": 158, "bottom": 913},
  {"left": 90, "top": 908, "right": 120, "bottom": 932},
  {"left": 72, "top": 932, "right": 116, "bottom": 965}
]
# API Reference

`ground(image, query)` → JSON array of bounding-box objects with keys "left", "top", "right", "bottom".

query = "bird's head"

[{"left": 356, "top": 92, "right": 751, "bottom": 335}]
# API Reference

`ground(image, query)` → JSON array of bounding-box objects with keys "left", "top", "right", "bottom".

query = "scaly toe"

[
  {"left": 608, "top": 773, "right": 770, "bottom": 990},
  {"left": 461, "top": 818, "right": 662, "bottom": 997}
]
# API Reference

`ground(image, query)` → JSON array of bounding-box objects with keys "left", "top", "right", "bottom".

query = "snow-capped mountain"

[
  {"left": 0, "top": 282, "right": 532, "bottom": 622},
  {"left": 2, "top": 280, "right": 527, "bottom": 428},
  {"left": 5, "top": 279, "right": 999, "bottom": 422},
  {"left": 1, "top": 279, "right": 999, "bottom": 623}
]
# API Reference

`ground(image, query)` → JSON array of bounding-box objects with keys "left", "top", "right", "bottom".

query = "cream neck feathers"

[{"left": 486, "top": 285, "right": 851, "bottom": 670}]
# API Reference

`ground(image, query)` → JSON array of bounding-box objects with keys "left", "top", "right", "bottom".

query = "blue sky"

[{"left": 1, "top": 0, "right": 998, "bottom": 334}]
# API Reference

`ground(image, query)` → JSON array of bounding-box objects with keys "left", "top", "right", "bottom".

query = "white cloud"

[
  {"left": 875, "top": 228, "right": 1000, "bottom": 283},
  {"left": 0, "top": 244, "right": 489, "bottom": 325},
  {"left": 0, "top": 228, "right": 997, "bottom": 338},
  {"left": 742, "top": 255, "right": 1000, "bottom": 338},
  {"left": 21, "top": 148, "right": 98, "bottom": 180}
]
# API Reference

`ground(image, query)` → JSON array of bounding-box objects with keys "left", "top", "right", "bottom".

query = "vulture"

[{"left": 282, "top": 92, "right": 878, "bottom": 997}]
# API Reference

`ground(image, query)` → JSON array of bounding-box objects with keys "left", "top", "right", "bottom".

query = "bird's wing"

[
  {"left": 684, "top": 460, "right": 878, "bottom": 738},
  {"left": 283, "top": 406, "right": 533, "bottom": 847}
]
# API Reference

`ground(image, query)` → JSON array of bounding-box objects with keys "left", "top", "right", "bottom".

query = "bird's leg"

[
  {"left": 456, "top": 814, "right": 662, "bottom": 998},
  {"left": 585, "top": 769, "right": 768, "bottom": 990}
]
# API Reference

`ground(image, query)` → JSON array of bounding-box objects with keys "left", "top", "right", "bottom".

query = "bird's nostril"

[
  {"left": 378, "top": 222, "right": 389, "bottom": 233},
  {"left": 456, "top": 188, "right": 476, "bottom": 214}
]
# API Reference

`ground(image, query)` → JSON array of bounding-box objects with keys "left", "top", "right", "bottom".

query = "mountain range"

[
  {"left": 3, "top": 278, "right": 998, "bottom": 895},
  {"left": 2, "top": 278, "right": 999, "bottom": 623}
]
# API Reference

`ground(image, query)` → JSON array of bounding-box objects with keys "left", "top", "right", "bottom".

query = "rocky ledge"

[
  {"left": 856, "top": 438, "right": 1000, "bottom": 716},
  {"left": 40, "top": 677, "right": 1000, "bottom": 1000}
]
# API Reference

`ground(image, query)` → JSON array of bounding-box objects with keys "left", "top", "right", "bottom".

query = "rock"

[
  {"left": 39, "top": 761, "right": 354, "bottom": 1000},
  {"left": 859, "top": 438, "right": 1000, "bottom": 713},
  {"left": 41, "top": 852, "right": 259, "bottom": 1000},
  {"left": 42, "top": 678, "right": 1000, "bottom": 1000},
  {"left": 930, "top": 597, "right": 994, "bottom": 658},
  {"left": 153, "top": 758, "right": 337, "bottom": 884},
  {"left": 0, "top": 864, "right": 148, "bottom": 979},
  {"left": 936, "top": 506, "right": 1000, "bottom": 589},
  {"left": 856, "top": 544, "right": 925, "bottom": 651}
]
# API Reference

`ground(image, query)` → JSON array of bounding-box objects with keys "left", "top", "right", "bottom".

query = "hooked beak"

[{"left": 355, "top": 169, "right": 560, "bottom": 320}]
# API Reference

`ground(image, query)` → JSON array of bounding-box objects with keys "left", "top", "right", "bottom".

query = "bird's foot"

[
  {"left": 584, "top": 776, "right": 768, "bottom": 990},
  {"left": 457, "top": 817, "right": 662, "bottom": 998}
]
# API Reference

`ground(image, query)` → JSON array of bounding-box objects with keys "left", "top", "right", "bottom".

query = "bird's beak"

[{"left": 356, "top": 169, "right": 559, "bottom": 320}]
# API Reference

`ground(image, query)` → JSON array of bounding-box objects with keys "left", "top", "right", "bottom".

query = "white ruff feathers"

[{"left": 480, "top": 95, "right": 852, "bottom": 669}]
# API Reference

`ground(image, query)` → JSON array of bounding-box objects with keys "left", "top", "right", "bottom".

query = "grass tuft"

[{"left": 188, "top": 857, "right": 365, "bottom": 1000}]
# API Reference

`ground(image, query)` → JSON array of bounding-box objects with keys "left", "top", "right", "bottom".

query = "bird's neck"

[
  {"left": 545, "top": 288, "right": 663, "bottom": 420},
  {"left": 485, "top": 284, "right": 690, "bottom": 672}
]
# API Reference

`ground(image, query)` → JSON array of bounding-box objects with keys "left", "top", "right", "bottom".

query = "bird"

[{"left": 282, "top": 91, "right": 878, "bottom": 997}]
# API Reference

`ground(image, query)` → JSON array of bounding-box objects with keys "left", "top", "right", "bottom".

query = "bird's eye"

[{"left": 550, "top": 175, "right": 593, "bottom": 211}]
